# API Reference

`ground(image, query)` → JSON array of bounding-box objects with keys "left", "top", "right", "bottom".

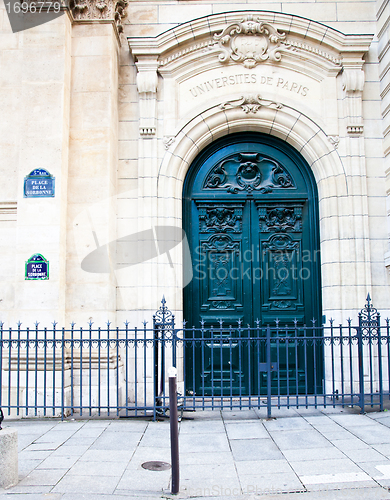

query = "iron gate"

[{"left": 0, "top": 295, "right": 388, "bottom": 419}]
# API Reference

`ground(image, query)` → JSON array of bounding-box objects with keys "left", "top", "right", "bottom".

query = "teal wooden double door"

[{"left": 183, "top": 134, "right": 322, "bottom": 395}]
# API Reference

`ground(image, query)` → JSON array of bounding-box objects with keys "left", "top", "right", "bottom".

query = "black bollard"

[{"left": 168, "top": 367, "right": 179, "bottom": 495}]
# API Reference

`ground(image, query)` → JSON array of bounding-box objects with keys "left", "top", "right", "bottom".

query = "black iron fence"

[{"left": 0, "top": 295, "right": 389, "bottom": 419}]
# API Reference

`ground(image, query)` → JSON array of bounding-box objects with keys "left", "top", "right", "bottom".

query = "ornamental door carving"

[{"left": 183, "top": 133, "right": 321, "bottom": 395}]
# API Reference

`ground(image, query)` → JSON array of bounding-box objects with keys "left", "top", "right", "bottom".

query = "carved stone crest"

[{"left": 214, "top": 16, "right": 286, "bottom": 69}]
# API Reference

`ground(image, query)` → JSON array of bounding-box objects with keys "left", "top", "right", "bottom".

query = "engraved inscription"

[{"left": 188, "top": 73, "right": 309, "bottom": 98}]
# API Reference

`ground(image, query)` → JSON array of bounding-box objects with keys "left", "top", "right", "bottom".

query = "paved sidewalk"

[{"left": 2, "top": 407, "right": 390, "bottom": 499}]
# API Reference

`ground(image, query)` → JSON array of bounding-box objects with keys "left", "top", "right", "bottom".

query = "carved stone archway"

[{"left": 127, "top": 11, "right": 373, "bottom": 322}]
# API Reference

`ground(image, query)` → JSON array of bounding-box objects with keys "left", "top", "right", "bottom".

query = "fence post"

[
  {"left": 153, "top": 313, "right": 159, "bottom": 419},
  {"left": 169, "top": 367, "right": 179, "bottom": 495},
  {"left": 172, "top": 314, "right": 177, "bottom": 369},
  {"left": 154, "top": 297, "right": 175, "bottom": 417},
  {"left": 358, "top": 294, "right": 381, "bottom": 413},
  {"left": 378, "top": 312, "right": 383, "bottom": 411},
  {"left": 266, "top": 325, "right": 272, "bottom": 419},
  {"left": 0, "top": 323, "right": 2, "bottom": 416},
  {"left": 357, "top": 320, "right": 365, "bottom": 414}
]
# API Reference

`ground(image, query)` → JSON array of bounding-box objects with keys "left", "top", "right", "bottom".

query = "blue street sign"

[
  {"left": 25, "top": 253, "right": 49, "bottom": 280},
  {"left": 24, "top": 168, "right": 55, "bottom": 198}
]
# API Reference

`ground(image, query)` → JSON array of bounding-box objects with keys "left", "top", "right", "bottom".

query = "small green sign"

[{"left": 25, "top": 254, "right": 49, "bottom": 280}]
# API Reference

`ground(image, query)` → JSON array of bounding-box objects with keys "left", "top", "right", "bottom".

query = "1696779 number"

[{"left": 5, "top": 1, "right": 62, "bottom": 13}]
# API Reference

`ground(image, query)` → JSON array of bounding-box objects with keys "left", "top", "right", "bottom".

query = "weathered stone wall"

[
  {"left": 0, "top": 0, "right": 388, "bottom": 327},
  {"left": 66, "top": 22, "right": 119, "bottom": 326},
  {"left": 377, "top": 0, "right": 390, "bottom": 288},
  {"left": 122, "top": 3, "right": 389, "bottom": 324},
  {"left": 0, "top": 7, "right": 72, "bottom": 325}
]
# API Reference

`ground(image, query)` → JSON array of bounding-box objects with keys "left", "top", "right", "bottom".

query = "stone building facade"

[{"left": 0, "top": 0, "right": 389, "bottom": 332}]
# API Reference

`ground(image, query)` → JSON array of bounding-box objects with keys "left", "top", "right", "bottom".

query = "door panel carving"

[
  {"left": 184, "top": 134, "right": 321, "bottom": 395},
  {"left": 203, "top": 153, "right": 294, "bottom": 194}
]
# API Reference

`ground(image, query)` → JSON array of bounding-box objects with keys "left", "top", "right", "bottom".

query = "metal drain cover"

[{"left": 141, "top": 461, "right": 171, "bottom": 471}]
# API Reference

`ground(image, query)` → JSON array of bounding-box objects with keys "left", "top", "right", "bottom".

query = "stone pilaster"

[
  {"left": 338, "top": 56, "right": 372, "bottom": 311},
  {"left": 66, "top": 18, "right": 120, "bottom": 325},
  {"left": 134, "top": 56, "right": 160, "bottom": 316}
]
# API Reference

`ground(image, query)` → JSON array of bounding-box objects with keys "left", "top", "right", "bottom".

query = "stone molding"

[
  {"left": 163, "top": 136, "right": 175, "bottom": 149},
  {"left": 280, "top": 39, "right": 341, "bottom": 67},
  {"left": 220, "top": 95, "right": 282, "bottom": 114},
  {"left": 160, "top": 104, "right": 345, "bottom": 197},
  {"left": 136, "top": 57, "right": 159, "bottom": 136},
  {"left": 156, "top": 103, "right": 348, "bottom": 314},
  {"left": 385, "top": 252, "right": 390, "bottom": 275},
  {"left": 0, "top": 202, "right": 17, "bottom": 222},
  {"left": 128, "top": 12, "right": 372, "bottom": 140},
  {"left": 327, "top": 136, "right": 340, "bottom": 149},
  {"left": 69, "top": 0, "right": 127, "bottom": 33},
  {"left": 342, "top": 64, "right": 365, "bottom": 135},
  {"left": 129, "top": 12, "right": 372, "bottom": 77}
]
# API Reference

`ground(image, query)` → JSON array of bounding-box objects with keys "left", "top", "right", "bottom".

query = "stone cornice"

[
  {"left": 68, "top": 0, "right": 127, "bottom": 34},
  {"left": 128, "top": 11, "right": 373, "bottom": 76},
  {"left": 128, "top": 11, "right": 373, "bottom": 139}
]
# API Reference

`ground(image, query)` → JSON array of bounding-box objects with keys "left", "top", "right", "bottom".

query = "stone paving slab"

[
  {"left": 289, "top": 458, "right": 362, "bottom": 477},
  {"left": 179, "top": 451, "right": 234, "bottom": 465},
  {"left": 78, "top": 449, "right": 133, "bottom": 463},
  {"left": 179, "top": 432, "right": 230, "bottom": 453},
  {"left": 229, "top": 437, "right": 284, "bottom": 461},
  {"left": 115, "top": 468, "right": 171, "bottom": 491},
  {"left": 4, "top": 408, "right": 390, "bottom": 499},
  {"left": 36, "top": 455, "right": 79, "bottom": 470},
  {"left": 270, "top": 429, "right": 334, "bottom": 451},
  {"left": 51, "top": 475, "right": 119, "bottom": 495},
  {"left": 341, "top": 446, "right": 386, "bottom": 463},
  {"left": 240, "top": 471, "right": 304, "bottom": 493},
  {"left": 180, "top": 462, "right": 237, "bottom": 480},
  {"left": 89, "top": 431, "right": 142, "bottom": 450},
  {"left": 66, "top": 460, "right": 127, "bottom": 477},
  {"left": 179, "top": 420, "right": 225, "bottom": 434},
  {"left": 234, "top": 459, "right": 293, "bottom": 475},
  {"left": 18, "top": 468, "right": 68, "bottom": 487},
  {"left": 263, "top": 416, "right": 313, "bottom": 431},
  {"left": 224, "top": 421, "right": 269, "bottom": 439}
]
